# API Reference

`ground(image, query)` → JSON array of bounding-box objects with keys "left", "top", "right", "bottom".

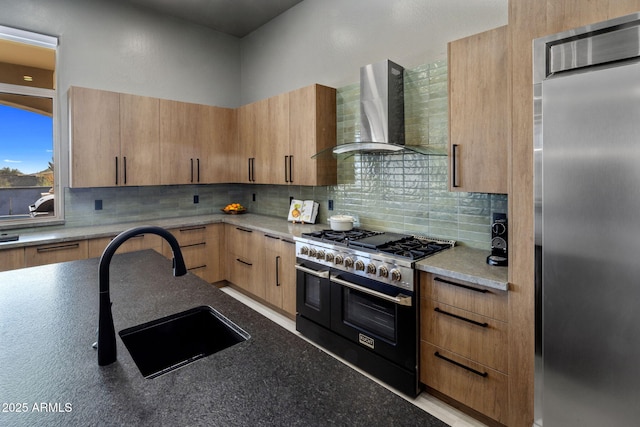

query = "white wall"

[
  {"left": 0, "top": 0, "right": 240, "bottom": 106},
  {"left": 240, "top": 0, "right": 508, "bottom": 103}
]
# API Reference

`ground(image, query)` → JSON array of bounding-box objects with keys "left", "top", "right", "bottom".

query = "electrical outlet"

[
  {"left": 252, "top": 193, "right": 256, "bottom": 202},
  {"left": 95, "top": 200, "right": 103, "bottom": 210},
  {"left": 328, "top": 200, "right": 334, "bottom": 211},
  {"left": 193, "top": 195, "right": 199, "bottom": 204}
]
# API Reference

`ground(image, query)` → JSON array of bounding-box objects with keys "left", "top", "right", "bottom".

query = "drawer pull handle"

[
  {"left": 434, "top": 277, "right": 488, "bottom": 293},
  {"left": 434, "top": 307, "right": 489, "bottom": 328},
  {"left": 236, "top": 227, "right": 252, "bottom": 233},
  {"left": 236, "top": 258, "right": 252, "bottom": 267},
  {"left": 181, "top": 242, "right": 206, "bottom": 249},
  {"left": 188, "top": 264, "right": 207, "bottom": 271},
  {"left": 434, "top": 351, "right": 488, "bottom": 378},
  {"left": 179, "top": 226, "right": 206, "bottom": 233},
  {"left": 37, "top": 243, "right": 80, "bottom": 253}
]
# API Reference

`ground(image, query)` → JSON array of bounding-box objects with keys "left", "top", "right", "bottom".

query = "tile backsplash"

[{"left": 64, "top": 59, "right": 507, "bottom": 249}]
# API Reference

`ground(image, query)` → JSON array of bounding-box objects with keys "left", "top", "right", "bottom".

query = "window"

[{"left": 0, "top": 26, "right": 58, "bottom": 226}]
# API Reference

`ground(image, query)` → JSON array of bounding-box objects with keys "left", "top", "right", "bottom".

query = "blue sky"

[{"left": 0, "top": 104, "right": 53, "bottom": 175}]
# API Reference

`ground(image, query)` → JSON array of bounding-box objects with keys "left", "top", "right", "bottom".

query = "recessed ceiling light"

[{"left": 23, "top": 75, "right": 33, "bottom": 81}]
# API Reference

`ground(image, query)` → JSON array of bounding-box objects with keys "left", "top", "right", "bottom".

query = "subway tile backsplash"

[{"left": 64, "top": 59, "right": 507, "bottom": 249}]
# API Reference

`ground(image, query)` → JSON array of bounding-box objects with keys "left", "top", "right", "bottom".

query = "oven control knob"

[
  {"left": 378, "top": 265, "right": 389, "bottom": 278},
  {"left": 325, "top": 252, "right": 334, "bottom": 262},
  {"left": 308, "top": 248, "right": 317, "bottom": 257},
  {"left": 300, "top": 246, "right": 309, "bottom": 255},
  {"left": 316, "top": 250, "right": 325, "bottom": 260},
  {"left": 355, "top": 260, "right": 365, "bottom": 271},
  {"left": 344, "top": 257, "right": 354, "bottom": 268},
  {"left": 390, "top": 269, "right": 402, "bottom": 282},
  {"left": 334, "top": 255, "right": 344, "bottom": 265},
  {"left": 366, "top": 263, "right": 377, "bottom": 274}
]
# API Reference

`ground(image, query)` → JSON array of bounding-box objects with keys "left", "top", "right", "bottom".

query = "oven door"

[
  {"left": 330, "top": 271, "right": 417, "bottom": 370},
  {"left": 295, "top": 259, "right": 331, "bottom": 329}
]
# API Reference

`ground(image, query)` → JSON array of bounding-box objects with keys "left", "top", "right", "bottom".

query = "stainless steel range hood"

[{"left": 316, "top": 59, "right": 447, "bottom": 157}]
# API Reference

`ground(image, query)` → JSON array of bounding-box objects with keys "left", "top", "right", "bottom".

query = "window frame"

[{"left": 0, "top": 26, "right": 60, "bottom": 230}]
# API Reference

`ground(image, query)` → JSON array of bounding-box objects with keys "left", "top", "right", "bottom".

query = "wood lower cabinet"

[
  {"left": 225, "top": 224, "right": 265, "bottom": 298},
  {"left": 0, "top": 248, "right": 24, "bottom": 272},
  {"left": 263, "top": 233, "right": 296, "bottom": 316},
  {"left": 88, "top": 233, "right": 163, "bottom": 258},
  {"left": 420, "top": 272, "right": 509, "bottom": 425},
  {"left": 25, "top": 240, "right": 88, "bottom": 267},
  {"left": 448, "top": 26, "right": 509, "bottom": 194},
  {"left": 163, "top": 224, "right": 223, "bottom": 284}
]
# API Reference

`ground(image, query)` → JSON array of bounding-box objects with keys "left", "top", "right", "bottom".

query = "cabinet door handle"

[
  {"left": 289, "top": 155, "right": 293, "bottom": 183},
  {"left": 251, "top": 158, "right": 256, "bottom": 182},
  {"left": 190, "top": 158, "right": 194, "bottom": 183},
  {"left": 434, "top": 307, "right": 489, "bottom": 327},
  {"left": 123, "top": 156, "right": 127, "bottom": 185},
  {"left": 434, "top": 276, "right": 488, "bottom": 293},
  {"left": 247, "top": 158, "right": 251, "bottom": 181},
  {"left": 452, "top": 144, "right": 459, "bottom": 188},
  {"left": 275, "top": 255, "right": 281, "bottom": 286},
  {"left": 434, "top": 351, "right": 488, "bottom": 377},
  {"left": 37, "top": 243, "right": 80, "bottom": 253},
  {"left": 196, "top": 158, "right": 200, "bottom": 182},
  {"left": 284, "top": 156, "right": 289, "bottom": 182},
  {"left": 236, "top": 258, "right": 252, "bottom": 267},
  {"left": 115, "top": 157, "right": 119, "bottom": 185}
]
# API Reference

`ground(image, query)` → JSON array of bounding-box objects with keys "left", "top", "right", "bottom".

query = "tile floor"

[{"left": 221, "top": 286, "right": 487, "bottom": 427}]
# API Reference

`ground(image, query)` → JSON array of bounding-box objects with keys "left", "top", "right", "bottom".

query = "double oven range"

[{"left": 295, "top": 229, "right": 453, "bottom": 397}]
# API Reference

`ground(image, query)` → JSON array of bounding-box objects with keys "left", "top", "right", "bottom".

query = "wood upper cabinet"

[
  {"left": 69, "top": 87, "right": 120, "bottom": 188},
  {"left": 69, "top": 87, "right": 159, "bottom": 187},
  {"left": 235, "top": 84, "right": 337, "bottom": 186},
  {"left": 289, "top": 84, "right": 337, "bottom": 186},
  {"left": 120, "top": 93, "right": 160, "bottom": 186},
  {"left": 448, "top": 26, "right": 509, "bottom": 194},
  {"left": 160, "top": 100, "right": 237, "bottom": 185}
]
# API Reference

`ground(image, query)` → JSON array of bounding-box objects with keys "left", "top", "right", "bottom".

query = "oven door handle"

[
  {"left": 330, "top": 274, "right": 413, "bottom": 307},
  {"left": 295, "top": 264, "right": 330, "bottom": 278}
]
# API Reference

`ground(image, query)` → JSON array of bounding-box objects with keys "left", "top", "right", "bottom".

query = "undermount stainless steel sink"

[{"left": 119, "top": 305, "right": 250, "bottom": 378}]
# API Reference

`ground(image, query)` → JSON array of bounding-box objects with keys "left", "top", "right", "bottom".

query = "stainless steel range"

[{"left": 294, "top": 229, "right": 454, "bottom": 397}]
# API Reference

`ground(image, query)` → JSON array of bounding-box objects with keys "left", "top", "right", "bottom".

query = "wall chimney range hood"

[{"left": 316, "top": 59, "right": 446, "bottom": 157}]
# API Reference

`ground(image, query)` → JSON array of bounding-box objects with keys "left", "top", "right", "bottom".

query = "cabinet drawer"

[
  {"left": 225, "top": 225, "right": 260, "bottom": 258},
  {"left": 421, "top": 342, "right": 508, "bottom": 424},
  {"left": 25, "top": 240, "right": 88, "bottom": 267},
  {"left": 421, "top": 272, "right": 507, "bottom": 322},
  {"left": 171, "top": 226, "right": 207, "bottom": 246},
  {"left": 422, "top": 299, "right": 507, "bottom": 373},
  {"left": 88, "top": 234, "right": 162, "bottom": 258},
  {"left": 181, "top": 242, "right": 208, "bottom": 272}
]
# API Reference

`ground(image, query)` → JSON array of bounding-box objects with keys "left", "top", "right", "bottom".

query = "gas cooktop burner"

[
  {"left": 300, "top": 229, "right": 454, "bottom": 261},
  {"left": 301, "top": 229, "right": 383, "bottom": 244}
]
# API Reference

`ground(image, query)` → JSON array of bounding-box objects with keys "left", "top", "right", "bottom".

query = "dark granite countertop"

[{"left": 0, "top": 250, "right": 447, "bottom": 427}]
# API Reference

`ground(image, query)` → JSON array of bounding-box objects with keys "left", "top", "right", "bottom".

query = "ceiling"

[{"left": 117, "top": 0, "right": 304, "bottom": 38}]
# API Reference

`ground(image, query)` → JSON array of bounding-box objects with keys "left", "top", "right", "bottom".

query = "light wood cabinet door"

[
  {"left": 263, "top": 234, "right": 296, "bottom": 316},
  {"left": 120, "top": 93, "right": 160, "bottom": 186},
  {"left": 69, "top": 87, "right": 120, "bottom": 188},
  {"left": 201, "top": 106, "right": 237, "bottom": 184},
  {"left": 160, "top": 100, "right": 199, "bottom": 185},
  {"left": 448, "top": 26, "right": 509, "bottom": 194},
  {"left": 25, "top": 240, "right": 88, "bottom": 267},
  {"left": 262, "top": 93, "right": 289, "bottom": 184},
  {"left": 236, "top": 102, "right": 258, "bottom": 183},
  {"left": 0, "top": 248, "right": 24, "bottom": 272},
  {"left": 225, "top": 224, "right": 265, "bottom": 298},
  {"left": 289, "top": 84, "right": 337, "bottom": 186}
]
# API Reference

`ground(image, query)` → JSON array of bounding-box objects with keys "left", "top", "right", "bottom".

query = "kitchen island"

[{"left": 0, "top": 250, "right": 448, "bottom": 427}]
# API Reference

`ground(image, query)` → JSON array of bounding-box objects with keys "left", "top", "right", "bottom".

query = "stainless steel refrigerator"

[{"left": 534, "top": 12, "right": 640, "bottom": 427}]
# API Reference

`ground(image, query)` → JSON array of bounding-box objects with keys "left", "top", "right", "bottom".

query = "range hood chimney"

[
  {"left": 333, "top": 60, "right": 405, "bottom": 154},
  {"left": 325, "top": 59, "right": 446, "bottom": 156}
]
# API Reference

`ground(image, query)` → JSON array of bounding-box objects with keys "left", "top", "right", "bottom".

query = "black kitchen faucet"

[{"left": 94, "top": 226, "right": 187, "bottom": 366}]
